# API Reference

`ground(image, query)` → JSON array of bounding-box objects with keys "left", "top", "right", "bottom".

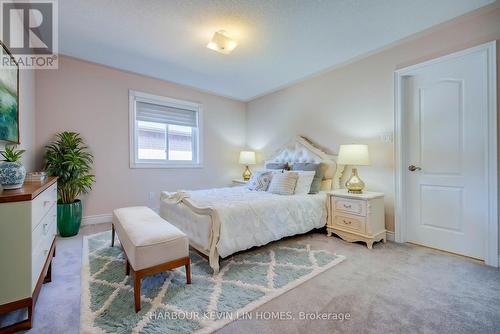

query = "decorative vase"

[
  {"left": 0, "top": 161, "right": 26, "bottom": 189},
  {"left": 57, "top": 199, "right": 82, "bottom": 237}
]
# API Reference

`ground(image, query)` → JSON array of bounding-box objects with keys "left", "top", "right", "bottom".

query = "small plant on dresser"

[
  {"left": 0, "top": 144, "right": 26, "bottom": 189},
  {"left": 45, "top": 132, "right": 95, "bottom": 237}
]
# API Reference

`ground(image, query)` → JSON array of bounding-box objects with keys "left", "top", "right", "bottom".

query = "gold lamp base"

[
  {"left": 345, "top": 168, "right": 365, "bottom": 193},
  {"left": 242, "top": 166, "right": 252, "bottom": 181}
]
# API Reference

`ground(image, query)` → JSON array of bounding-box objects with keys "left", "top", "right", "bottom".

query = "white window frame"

[{"left": 129, "top": 90, "right": 203, "bottom": 168}]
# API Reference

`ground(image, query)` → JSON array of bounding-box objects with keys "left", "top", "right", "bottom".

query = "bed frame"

[
  {"left": 265, "top": 136, "right": 344, "bottom": 190},
  {"left": 161, "top": 136, "right": 345, "bottom": 273}
]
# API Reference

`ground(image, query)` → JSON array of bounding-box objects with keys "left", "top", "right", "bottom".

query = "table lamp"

[
  {"left": 239, "top": 151, "right": 256, "bottom": 181},
  {"left": 337, "top": 144, "right": 370, "bottom": 193}
]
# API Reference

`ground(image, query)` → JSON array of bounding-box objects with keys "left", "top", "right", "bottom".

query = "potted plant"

[
  {"left": 0, "top": 145, "right": 26, "bottom": 189},
  {"left": 45, "top": 132, "right": 95, "bottom": 237}
]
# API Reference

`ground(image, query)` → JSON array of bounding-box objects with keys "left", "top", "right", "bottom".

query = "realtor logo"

[{"left": 0, "top": 0, "right": 58, "bottom": 69}]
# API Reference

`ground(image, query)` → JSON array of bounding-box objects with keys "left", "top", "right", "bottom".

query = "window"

[{"left": 129, "top": 91, "right": 202, "bottom": 168}]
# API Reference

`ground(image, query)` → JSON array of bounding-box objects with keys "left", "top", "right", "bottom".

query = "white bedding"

[{"left": 160, "top": 187, "right": 327, "bottom": 271}]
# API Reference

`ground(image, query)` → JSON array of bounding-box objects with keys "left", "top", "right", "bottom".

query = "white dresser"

[
  {"left": 0, "top": 177, "right": 57, "bottom": 332},
  {"left": 327, "top": 189, "right": 386, "bottom": 249}
]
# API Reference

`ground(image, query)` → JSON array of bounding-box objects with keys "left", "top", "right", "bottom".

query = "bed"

[{"left": 159, "top": 136, "right": 345, "bottom": 273}]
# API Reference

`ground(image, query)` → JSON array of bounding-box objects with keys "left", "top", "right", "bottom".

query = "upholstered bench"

[{"left": 111, "top": 206, "right": 191, "bottom": 312}]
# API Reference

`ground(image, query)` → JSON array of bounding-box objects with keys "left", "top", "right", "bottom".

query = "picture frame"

[{"left": 0, "top": 41, "right": 20, "bottom": 144}]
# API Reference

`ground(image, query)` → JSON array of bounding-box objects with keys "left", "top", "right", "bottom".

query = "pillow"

[
  {"left": 265, "top": 162, "right": 289, "bottom": 171},
  {"left": 290, "top": 171, "right": 316, "bottom": 195},
  {"left": 292, "top": 162, "right": 327, "bottom": 194},
  {"left": 247, "top": 171, "right": 273, "bottom": 191},
  {"left": 267, "top": 171, "right": 299, "bottom": 195}
]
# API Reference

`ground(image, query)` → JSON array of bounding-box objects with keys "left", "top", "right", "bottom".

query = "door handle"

[{"left": 408, "top": 165, "right": 422, "bottom": 172}]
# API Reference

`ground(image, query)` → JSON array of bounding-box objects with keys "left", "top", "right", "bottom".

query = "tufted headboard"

[{"left": 264, "top": 136, "right": 345, "bottom": 190}]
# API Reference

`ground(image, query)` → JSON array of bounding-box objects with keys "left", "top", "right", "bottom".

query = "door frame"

[{"left": 394, "top": 41, "right": 498, "bottom": 267}]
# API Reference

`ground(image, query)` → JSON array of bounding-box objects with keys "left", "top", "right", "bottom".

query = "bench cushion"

[{"left": 113, "top": 206, "right": 188, "bottom": 271}]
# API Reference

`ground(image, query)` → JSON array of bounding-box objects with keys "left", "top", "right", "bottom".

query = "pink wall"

[
  {"left": 246, "top": 4, "right": 500, "bottom": 233},
  {"left": 35, "top": 57, "right": 246, "bottom": 217}
]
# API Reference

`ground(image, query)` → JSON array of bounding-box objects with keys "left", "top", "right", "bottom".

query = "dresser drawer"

[
  {"left": 333, "top": 197, "right": 366, "bottom": 216},
  {"left": 32, "top": 204, "right": 56, "bottom": 252},
  {"left": 32, "top": 183, "right": 57, "bottom": 230},
  {"left": 333, "top": 214, "right": 366, "bottom": 233},
  {"left": 31, "top": 209, "right": 56, "bottom": 291}
]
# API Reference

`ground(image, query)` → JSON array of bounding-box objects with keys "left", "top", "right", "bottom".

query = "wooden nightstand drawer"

[
  {"left": 333, "top": 197, "right": 366, "bottom": 216},
  {"left": 327, "top": 190, "right": 386, "bottom": 249},
  {"left": 334, "top": 214, "right": 366, "bottom": 233}
]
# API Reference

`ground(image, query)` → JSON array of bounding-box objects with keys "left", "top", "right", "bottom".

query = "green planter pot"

[{"left": 57, "top": 200, "right": 82, "bottom": 237}]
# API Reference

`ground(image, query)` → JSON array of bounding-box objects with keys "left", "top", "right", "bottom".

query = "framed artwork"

[{"left": 0, "top": 42, "right": 19, "bottom": 143}]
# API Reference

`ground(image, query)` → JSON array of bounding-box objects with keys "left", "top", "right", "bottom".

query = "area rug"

[{"left": 80, "top": 231, "right": 345, "bottom": 334}]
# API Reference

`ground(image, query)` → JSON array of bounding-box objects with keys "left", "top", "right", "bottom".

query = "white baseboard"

[
  {"left": 386, "top": 231, "right": 395, "bottom": 242},
  {"left": 81, "top": 207, "right": 158, "bottom": 226},
  {"left": 82, "top": 213, "right": 112, "bottom": 226}
]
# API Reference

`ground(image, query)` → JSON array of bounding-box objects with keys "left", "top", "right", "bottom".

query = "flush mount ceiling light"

[{"left": 207, "top": 30, "right": 238, "bottom": 54}]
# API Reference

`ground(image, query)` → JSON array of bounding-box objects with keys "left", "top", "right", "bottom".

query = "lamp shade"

[
  {"left": 337, "top": 145, "right": 370, "bottom": 166},
  {"left": 239, "top": 151, "right": 256, "bottom": 165}
]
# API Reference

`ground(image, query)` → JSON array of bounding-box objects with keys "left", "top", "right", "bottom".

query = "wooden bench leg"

[
  {"left": 133, "top": 271, "right": 141, "bottom": 313},
  {"left": 185, "top": 258, "right": 191, "bottom": 284},
  {"left": 123, "top": 253, "right": 191, "bottom": 313},
  {"left": 111, "top": 223, "right": 115, "bottom": 247}
]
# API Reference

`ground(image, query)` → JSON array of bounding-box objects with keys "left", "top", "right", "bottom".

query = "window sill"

[{"left": 130, "top": 162, "right": 203, "bottom": 169}]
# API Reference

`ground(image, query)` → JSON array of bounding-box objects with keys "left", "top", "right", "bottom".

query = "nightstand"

[
  {"left": 326, "top": 189, "right": 386, "bottom": 249},
  {"left": 232, "top": 179, "right": 248, "bottom": 186}
]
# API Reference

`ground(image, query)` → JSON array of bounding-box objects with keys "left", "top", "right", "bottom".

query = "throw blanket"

[{"left": 162, "top": 191, "right": 190, "bottom": 203}]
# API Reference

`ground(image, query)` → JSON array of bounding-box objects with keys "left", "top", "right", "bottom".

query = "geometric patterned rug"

[{"left": 80, "top": 231, "right": 345, "bottom": 334}]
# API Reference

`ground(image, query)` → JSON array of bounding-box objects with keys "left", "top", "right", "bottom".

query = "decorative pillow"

[
  {"left": 267, "top": 171, "right": 299, "bottom": 195},
  {"left": 246, "top": 171, "right": 273, "bottom": 191},
  {"left": 291, "top": 171, "right": 316, "bottom": 195},
  {"left": 265, "top": 162, "right": 289, "bottom": 171},
  {"left": 292, "top": 162, "right": 327, "bottom": 194}
]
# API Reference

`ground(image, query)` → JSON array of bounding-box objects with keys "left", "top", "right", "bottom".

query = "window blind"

[{"left": 136, "top": 101, "right": 198, "bottom": 127}]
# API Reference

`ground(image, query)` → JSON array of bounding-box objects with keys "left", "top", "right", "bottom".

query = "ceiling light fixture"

[{"left": 207, "top": 30, "right": 238, "bottom": 54}]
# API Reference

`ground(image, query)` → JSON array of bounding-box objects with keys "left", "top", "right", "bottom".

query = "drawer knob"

[
  {"left": 343, "top": 204, "right": 352, "bottom": 208},
  {"left": 44, "top": 200, "right": 52, "bottom": 206}
]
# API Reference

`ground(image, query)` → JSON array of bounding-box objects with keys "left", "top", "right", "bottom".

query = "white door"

[{"left": 403, "top": 48, "right": 490, "bottom": 260}]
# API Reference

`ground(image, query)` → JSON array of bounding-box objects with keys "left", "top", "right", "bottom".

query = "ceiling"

[{"left": 59, "top": 0, "right": 494, "bottom": 101}]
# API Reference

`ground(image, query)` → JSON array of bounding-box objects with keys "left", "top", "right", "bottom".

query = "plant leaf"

[{"left": 44, "top": 132, "right": 95, "bottom": 203}]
